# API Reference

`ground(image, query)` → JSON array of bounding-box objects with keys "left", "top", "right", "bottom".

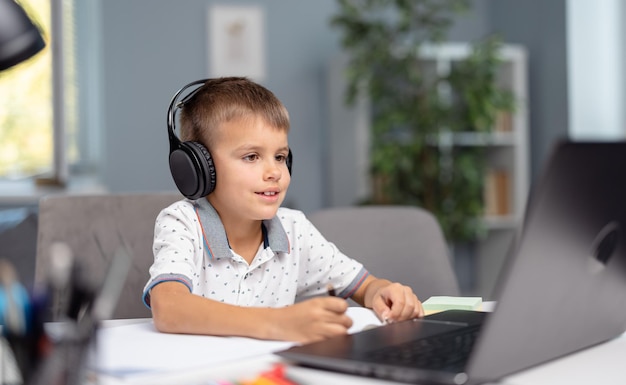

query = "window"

[{"left": 0, "top": 0, "right": 77, "bottom": 185}]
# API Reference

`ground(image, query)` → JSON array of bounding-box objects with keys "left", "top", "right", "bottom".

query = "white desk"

[{"left": 92, "top": 309, "right": 626, "bottom": 385}]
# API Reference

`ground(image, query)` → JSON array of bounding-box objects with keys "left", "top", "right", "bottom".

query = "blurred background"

[{"left": 1, "top": 0, "right": 624, "bottom": 299}]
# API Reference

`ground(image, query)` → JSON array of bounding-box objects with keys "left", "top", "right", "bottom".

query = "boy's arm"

[
  {"left": 350, "top": 275, "right": 424, "bottom": 323},
  {"left": 149, "top": 281, "right": 353, "bottom": 343}
]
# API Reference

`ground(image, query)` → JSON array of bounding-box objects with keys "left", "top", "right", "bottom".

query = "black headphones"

[{"left": 167, "top": 79, "right": 292, "bottom": 200}]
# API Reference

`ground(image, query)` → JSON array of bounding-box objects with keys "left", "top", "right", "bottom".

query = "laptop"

[{"left": 277, "top": 141, "right": 626, "bottom": 384}]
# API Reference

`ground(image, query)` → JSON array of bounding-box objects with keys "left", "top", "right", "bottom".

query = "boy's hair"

[{"left": 179, "top": 77, "right": 290, "bottom": 149}]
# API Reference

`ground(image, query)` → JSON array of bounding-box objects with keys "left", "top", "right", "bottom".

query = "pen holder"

[
  {"left": 28, "top": 318, "right": 97, "bottom": 385},
  {"left": 0, "top": 256, "right": 96, "bottom": 385}
]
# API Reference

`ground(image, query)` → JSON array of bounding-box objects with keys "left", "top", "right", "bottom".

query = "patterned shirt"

[{"left": 142, "top": 198, "right": 369, "bottom": 308}]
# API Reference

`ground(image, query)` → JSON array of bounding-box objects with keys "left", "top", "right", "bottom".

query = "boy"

[{"left": 143, "top": 77, "right": 423, "bottom": 343}]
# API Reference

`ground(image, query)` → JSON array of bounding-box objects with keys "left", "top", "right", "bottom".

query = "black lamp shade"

[{"left": 0, "top": 0, "right": 46, "bottom": 71}]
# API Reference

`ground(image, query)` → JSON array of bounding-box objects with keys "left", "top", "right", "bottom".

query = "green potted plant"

[{"left": 331, "top": 0, "right": 515, "bottom": 244}]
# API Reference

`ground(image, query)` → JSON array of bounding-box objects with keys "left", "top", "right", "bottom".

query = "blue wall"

[
  {"left": 489, "top": 0, "right": 569, "bottom": 180},
  {"left": 81, "top": 0, "right": 567, "bottom": 214},
  {"left": 95, "top": 0, "right": 343, "bottom": 213}
]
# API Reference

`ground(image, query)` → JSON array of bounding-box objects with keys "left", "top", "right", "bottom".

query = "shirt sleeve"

[
  {"left": 294, "top": 212, "right": 369, "bottom": 299},
  {"left": 142, "top": 200, "right": 203, "bottom": 307}
]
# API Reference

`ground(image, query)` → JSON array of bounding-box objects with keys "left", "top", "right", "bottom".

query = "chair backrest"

[
  {"left": 308, "top": 205, "right": 460, "bottom": 300},
  {"left": 35, "top": 192, "right": 182, "bottom": 319}
]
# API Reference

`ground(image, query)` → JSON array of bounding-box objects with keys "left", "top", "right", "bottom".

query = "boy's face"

[{"left": 207, "top": 116, "right": 291, "bottom": 223}]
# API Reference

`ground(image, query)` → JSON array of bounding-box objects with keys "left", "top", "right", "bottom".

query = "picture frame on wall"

[{"left": 208, "top": 5, "right": 266, "bottom": 81}]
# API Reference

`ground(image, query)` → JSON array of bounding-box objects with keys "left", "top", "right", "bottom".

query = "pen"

[
  {"left": 0, "top": 259, "right": 37, "bottom": 382},
  {"left": 326, "top": 284, "right": 336, "bottom": 297}
]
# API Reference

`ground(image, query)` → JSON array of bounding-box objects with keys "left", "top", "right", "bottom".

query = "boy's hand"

[
  {"left": 272, "top": 297, "right": 352, "bottom": 343},
  {"left": 367, "top": 281, "right": 424, "bottom": 323}
]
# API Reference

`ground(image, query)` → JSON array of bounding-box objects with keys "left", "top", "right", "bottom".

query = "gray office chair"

[
  {"left": 308, "top": 205, "right": 460, "bottom": 300},
  {"left": 35, "top": 192, "right": 182, "bottom": 320}
]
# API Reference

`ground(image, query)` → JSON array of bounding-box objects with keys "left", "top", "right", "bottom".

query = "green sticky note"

[{"left": 423, "top": 296, "right": 483, "bottom": 312}]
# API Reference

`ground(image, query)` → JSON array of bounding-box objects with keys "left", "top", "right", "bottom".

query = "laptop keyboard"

[{"left": 365, "top": 324, "right": 481, "bottom": 371}]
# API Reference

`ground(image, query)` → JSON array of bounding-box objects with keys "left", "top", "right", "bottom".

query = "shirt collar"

[{"left": 193, "top": 198, "right": 290, "bottom": 260}]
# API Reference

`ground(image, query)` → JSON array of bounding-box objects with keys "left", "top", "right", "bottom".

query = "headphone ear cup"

[
  {"left": 287, "top": 149, "right": 293, "bottom": 175},
  {"left": 169, "top": 141, "right": 216, "bottom": 199}
]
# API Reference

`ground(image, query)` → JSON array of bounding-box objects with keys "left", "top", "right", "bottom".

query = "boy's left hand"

[{"left": 369, "top": 282, "right": 424, "bottom": 323}]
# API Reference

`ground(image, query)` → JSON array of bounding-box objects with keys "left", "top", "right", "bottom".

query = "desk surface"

[
  {"left": 94, "top": 333, "right": 626, "bottom": 385},
  {"left": 92, "top": 306, "right": 626, "bottom": 385}
]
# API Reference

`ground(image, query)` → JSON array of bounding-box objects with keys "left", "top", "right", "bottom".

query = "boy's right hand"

[{"left": 271, "top": 297, "right": 352, "bottom": 343}]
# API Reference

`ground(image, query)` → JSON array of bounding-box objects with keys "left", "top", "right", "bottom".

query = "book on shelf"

[
  {"left": 494, "top": 110, "right": 513, "bottom": 132},
  {"left": 483, "top": 169, "right": 511, "bottom": 216}
]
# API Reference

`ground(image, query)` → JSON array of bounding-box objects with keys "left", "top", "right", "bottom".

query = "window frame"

[
  {"left": 51, "top": 0, "right": 68, "bottom": 185},
  {"left": 0, "top": 0, "right": 104, "bottom": 203}
]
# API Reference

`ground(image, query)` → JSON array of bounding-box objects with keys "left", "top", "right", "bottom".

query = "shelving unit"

[
  {"left": 428, "top": 44, "right": 529, "bottom": 298},
  {"left": 326, "top": 43, "right": 529, "bottom": 299}
]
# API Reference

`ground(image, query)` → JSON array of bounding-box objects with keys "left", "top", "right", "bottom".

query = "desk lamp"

[{"left": 0, "top": 0, "right": 46, "bottom": 71}]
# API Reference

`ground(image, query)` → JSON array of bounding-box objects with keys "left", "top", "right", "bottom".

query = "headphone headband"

[{"left": 167, "top": 79, "right": 210, "bottom": 153}]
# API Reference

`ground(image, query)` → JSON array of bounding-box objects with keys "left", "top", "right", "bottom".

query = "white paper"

[
  {"left": 90, "top": 307, "right": 381, "bottom": 378},
  {"left": 90, "top": 322, "right": 290, "bottom": 377},
  {"left": 347, "top": 307, "right": 384, "bottom": 333}
]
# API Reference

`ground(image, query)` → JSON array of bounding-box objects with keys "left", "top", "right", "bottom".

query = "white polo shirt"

[{"left": 142, "top": 198, "right": 369, "bottom": 308}]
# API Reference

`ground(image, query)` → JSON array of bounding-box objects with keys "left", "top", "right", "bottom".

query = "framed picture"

[{"left": 208, "top": 5, "right": 266, "bottom": 81}]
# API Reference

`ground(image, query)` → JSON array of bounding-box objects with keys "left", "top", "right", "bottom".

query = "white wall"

[{"left": 567, "top": 0, "right": 626, "bottom": 140}]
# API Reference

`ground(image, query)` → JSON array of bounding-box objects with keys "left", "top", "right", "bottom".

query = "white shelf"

[
  {"left": 481, "top": 215, "right": 520, "bottom": 230},
  {"left": 429, "top": 131, "right": 518, "bottom": 147},
  {"left": 326, "top": 43, "right": 529, "bottom": 298}
]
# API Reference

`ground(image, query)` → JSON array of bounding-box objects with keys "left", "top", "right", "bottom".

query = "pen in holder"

[
  {"left": 29, "top": 239, "right": 132, "bottom": 385},
  {"left": 0, "top": 243, "right": 99, "bottom": 385},
  {"left": 28, "top": 245, "right": 99, "bottom": 385},
  {"left": 0, "top": 259, "right": 50, "bottom": 385}
]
